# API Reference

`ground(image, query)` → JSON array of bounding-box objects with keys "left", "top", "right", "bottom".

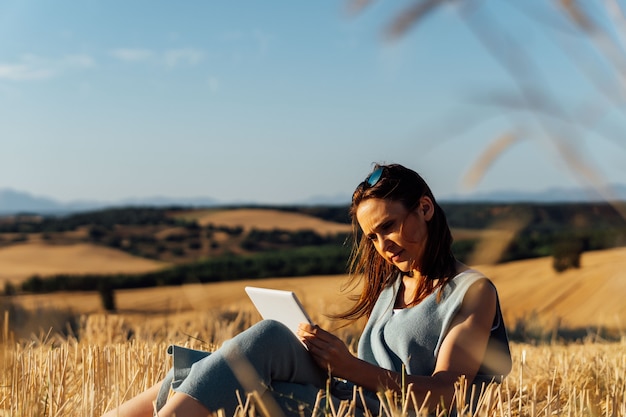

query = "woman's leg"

[
  {"left": 103, "top": 320, "right": 326, "bottom": 417},
  {"left": 156, "top": 392, "right": 210, "bottom": 417},
  {"left": 100, "top": 380, "right": 163, "bottom": 417},
  {"left": 163, "top": 320, "right": 327, "bottom": 416}
]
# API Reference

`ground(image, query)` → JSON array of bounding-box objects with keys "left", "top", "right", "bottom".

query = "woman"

[{"left": 101, "top": 163, "right": 511, "bottom": 417}]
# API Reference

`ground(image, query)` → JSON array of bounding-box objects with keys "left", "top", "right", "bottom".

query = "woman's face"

[{"left": 356, "top": 197, "right": 433, "bottom": 274}]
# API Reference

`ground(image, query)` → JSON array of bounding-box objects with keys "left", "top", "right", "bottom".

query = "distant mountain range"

[
  {"left": 1, "top": 184, "right": 626, "bottom": 215},
  {"left": 440, "top": 183, "right": 626, "bottom": 203},
  {"left": 0, "top": 189, "right": 220, "bottom": 216}
]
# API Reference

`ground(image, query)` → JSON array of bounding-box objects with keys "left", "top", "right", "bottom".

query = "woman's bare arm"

[{"left": 298, "top": 278, "right": 497, "bottom": 409}]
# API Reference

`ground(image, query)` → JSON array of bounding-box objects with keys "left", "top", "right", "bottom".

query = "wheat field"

[
  {"left": 2, "top": 209, "right": 626, "bottom": 416},
  {"left": 2, "top": 296, "right": 626, "bottom": 416}
]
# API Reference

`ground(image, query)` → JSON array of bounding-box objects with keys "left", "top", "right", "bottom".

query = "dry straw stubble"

[{"left": 2, "top": 305, "right": 626, "bottom": 416}]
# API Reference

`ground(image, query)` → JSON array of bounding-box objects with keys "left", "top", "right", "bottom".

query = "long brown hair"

[{"left": 337, "top": 163, "right": 457, "bottom": 321}]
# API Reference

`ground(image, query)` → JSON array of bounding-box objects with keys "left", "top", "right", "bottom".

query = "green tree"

[
  {"left": 552, "top": 238, "right": 584, "bottom": 273},
  {"left": 98, "top": 281, "right": 116, "bottom": 312}
]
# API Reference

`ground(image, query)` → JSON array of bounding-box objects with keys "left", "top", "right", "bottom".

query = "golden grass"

[
  {"left": 2, "top": 305, "right": 626, "bottom": 417},
  {"left": 2, "top": 206, "right": 626, "bottom": 415},
  {"left": 2, "top": 246, "right": 626, "bottom": 415},
  {"left": 2, "top": 243, "right": 626, "bottom": 415}
]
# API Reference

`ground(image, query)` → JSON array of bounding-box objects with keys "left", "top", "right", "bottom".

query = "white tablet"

[{"left": 244, "top": 286, "right": 314, "bottom": 338}]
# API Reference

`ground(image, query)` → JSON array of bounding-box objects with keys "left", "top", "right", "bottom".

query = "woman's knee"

[
  {"left": 228, "top": 320, "right": 295, "bottom": 349},
  {"left": 249, "top": 319, "right": 294, "bottom": 340},
  {"left": 157, "top": 392, "right": 210, "bottom": 417}
]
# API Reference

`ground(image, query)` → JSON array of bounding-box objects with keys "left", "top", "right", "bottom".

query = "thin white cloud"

[
  {"left": 218, "top": 30, "right": 274, "bottom": 60},
  {"left": 109, "top": 48, "right": 154, "bottom": 62},
  {"left": 109, "top": 47, "right": 204, "bottom": 68},
  {"left": 0, "top": 54, "right": 95, "bottom": 81},
  {"left": 0, "top": 63, "right": 54, "bottom": 81},
  {"left": 164, "top": 48, "right": 204, "bottom": 68}
]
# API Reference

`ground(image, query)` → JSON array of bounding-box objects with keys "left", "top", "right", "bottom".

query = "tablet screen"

[{"left": 245, "top": 286, "right": 314, "bottom": 338}]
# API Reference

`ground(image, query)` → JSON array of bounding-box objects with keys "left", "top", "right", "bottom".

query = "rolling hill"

[
  {"left": 0, "top": 242, "right": 169, "bottom": 285},
  {"left": 476, "top": 246, "right": 626, "bottom": 330},
  {"left": 172, "top": 208, "right": 352, "bottom": 233},
  {"left": 6, "top": 247, "right": 626, "bottom": 332},
  {"left": 1, "top": 208, "right": 625, "bottom": 332}
]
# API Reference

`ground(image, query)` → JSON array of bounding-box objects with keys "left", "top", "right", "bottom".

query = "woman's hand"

[{"left": 297, "top": 323, "right": 356, "bottom": 378}]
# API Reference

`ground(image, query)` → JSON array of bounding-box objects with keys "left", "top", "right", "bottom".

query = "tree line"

[
  {"left": 2, "top": 202, "right": 626, "bottom": 299},
  {"left": 18, "top": 245, "right": 351, "bottom": 294}
]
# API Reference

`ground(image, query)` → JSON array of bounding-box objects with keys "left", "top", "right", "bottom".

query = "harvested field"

[
  {"left": 1, "top": 305, "right": 625, "bottom": 417},
  {"left": 0, "top": 242, "right": 169, "bottom": 286},
  {"left": 4, "top": 247, "right": 626, "bottom": 334},
  {"left": 173, "top": 208, "right": 353, "bottom": 233}
]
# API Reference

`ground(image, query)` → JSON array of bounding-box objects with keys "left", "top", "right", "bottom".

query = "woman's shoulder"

[
  {"left": 442, "top": 267, "right": 497, "bottom": 307},
  {"left": 451, "top": 267, "right": 493, "bottom": 288}
]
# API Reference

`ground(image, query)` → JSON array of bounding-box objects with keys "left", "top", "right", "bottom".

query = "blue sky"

[{"left": 1, "top": 1, "right": 625, "bottom": 204}]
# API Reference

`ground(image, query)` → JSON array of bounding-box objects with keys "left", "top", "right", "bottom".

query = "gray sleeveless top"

[{"left": 358, "top": 269, "right": 512, "bottom": 384}]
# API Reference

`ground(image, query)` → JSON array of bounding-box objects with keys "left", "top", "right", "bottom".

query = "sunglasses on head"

[{"left": 365, "top": 167, "right": 384, "bottom": 187}]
